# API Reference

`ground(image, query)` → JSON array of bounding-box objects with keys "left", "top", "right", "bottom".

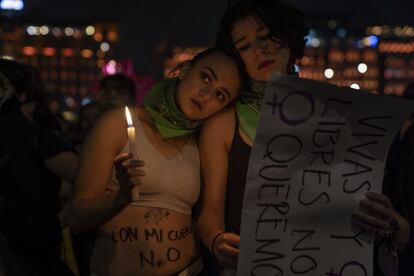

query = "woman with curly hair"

[{"left": 197, "top": 1, "right": 411, "bottom": 275}]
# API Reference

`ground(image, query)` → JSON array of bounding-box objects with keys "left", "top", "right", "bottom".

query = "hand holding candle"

[{"left": 124, "top": 106, "right": 140, "bottom": 201}]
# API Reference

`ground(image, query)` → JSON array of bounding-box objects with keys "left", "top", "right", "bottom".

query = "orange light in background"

[
  {"left": 81, "top": 49, "right": 93, "bottom": 58},
  {"left": 62, "top": 48, "right": 74, "bottom": 57},
  {"left": 93, "top": 32, "right": 103, "bottom": 42},
  {"left": 43, "top": 47, "right": 56, "bottom": 56},
  {"left": 22, "top": 46, "right": 36, "bottom": 56},
  {"left": 300, "top": 56, "right": 310, "bottom": 65},
  {"left": 97, "top": 50, "right": 105, "bottom": 59},
  {"left": 73, "top": 28, "right": 82, "bottom": 39},
  {"left": 107, "top": 31, "right": 118, "bottom": 42},
  {"left": 96, "top": 59, "right": 105, "bottom": 68}
]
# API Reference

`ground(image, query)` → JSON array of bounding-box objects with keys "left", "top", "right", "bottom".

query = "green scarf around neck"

[
  {"left": 236, "top": 79, "right": 267, "bottom": 141},
  {"left": 144, "top": 78, "right": 202, "bottom": 138}
]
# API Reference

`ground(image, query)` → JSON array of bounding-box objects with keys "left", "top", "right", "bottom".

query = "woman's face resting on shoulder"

[
  {"left": 175, "top": 51, "right": 241, "bottom": 120},
  {"left": 231, "top": 15, "right": 290, "bottom": 82}
]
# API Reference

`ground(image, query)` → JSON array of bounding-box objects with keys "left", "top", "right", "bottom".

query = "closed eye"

[
  {"left": 237, "top": 44, "right": 250, "bottom": 52},
  {"left": 257, "top": 33, "right": 270, "bottom": 41}
]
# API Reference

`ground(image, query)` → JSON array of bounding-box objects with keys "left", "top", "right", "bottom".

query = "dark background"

[{"left": 12, "top": 0, "right": 414, "bottom": 75}]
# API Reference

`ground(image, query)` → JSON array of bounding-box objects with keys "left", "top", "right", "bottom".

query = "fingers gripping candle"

[{"left": 124, "top": 106, "right": 140, "bottom": 200}]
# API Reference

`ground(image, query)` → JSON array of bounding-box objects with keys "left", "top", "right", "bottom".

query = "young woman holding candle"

[
  {"left": 68, "top": 47, "right": 244, "bottom": 276},
  {"left": 197, "top": 0, "right": 411, "bottom": 275}
]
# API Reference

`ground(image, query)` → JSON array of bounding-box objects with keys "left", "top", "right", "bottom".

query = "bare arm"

[
  {"left": 44, "top": 151, "right": 78, "bottom": 183},
  {"left": 197, "top": 108, "right": 240, "bottom": 269},
  {"left": 68, "top": 108, "right": 133, "bottom": 233}
]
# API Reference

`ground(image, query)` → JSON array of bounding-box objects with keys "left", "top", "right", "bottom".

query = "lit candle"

[{"left": 124, "top": 106, "right": 139, "bottom": 200}]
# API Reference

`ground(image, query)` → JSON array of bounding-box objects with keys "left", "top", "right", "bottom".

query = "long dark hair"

[{"left": 216, "top": 0, "right": 309, "bottom": 73}]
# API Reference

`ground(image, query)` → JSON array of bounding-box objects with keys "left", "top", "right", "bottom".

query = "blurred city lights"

[
  {"left": 367, "top": 35, "right": 379, "bottom": 47},
  {"left": 310, "top": 38, "right": 321, "bottom": 47},
  {"left": 336, "top": 28, "right": 347, "bottom": 38},
  {"left": 73, "top": 28, "right": 81, "bottom": 38},
  {"left": 305, "top": 30, "right": 316, "bottom": 47},
  {"left": 350, "top": 83, "right": 360, "bottom": 89},
  {"left": 357, "top": 40, "right": 364, "bottom": 49},
  {"left": 26, "top": 26, "right": 38, "bottom": 36},
  {"left": 93, "top": 33, "right": 103, "bottom": 42},
  {"left": 52, "top": 27, "right": 62, "bottom": 37},
  {"left": 64, "top": 96, "right": 75, "bottom": 107},
  {"left": 81, "top": 97, "right": 92, "bottom": 106},
  {"left": 103, "top": 60, "right": 117, "bottom": 75},
  {"left": 294, "top": 64, "right": 300, "bottom": 73},
  {"left": 39, "top": 26, "right": 49, "bottom": 35},
  {"left": 358, "top": 63, "right": 368, "bottom": 73},
  {"left": 81, "top": 49, "right": 93, "bottom": 58},
  {"left": 0, "top": 55, "right": 14, "bottom": 60},
  {"left": 328, "top": 19, "right": 338, "bottom": 29},
  {"left": 85, "top": 26, "right": 95, "bottom": 36},
  {"left": 43, "top": 47, "right": 56, "bottom": 57},
  {"left": 64, "top": 27, "right": 74, "bottom": 36},
  {"left": 107, "top": 31, "right": 118, "bottom": 42},
  {"left": 62, "top": 111, "right": 77, "bottom": 122},
  {"left": 100, "top": 42, "right": 110, "bottom": 52},
  {"left": 0, "top": 0, "right": 24, "bottom": 10},
  {"left": 22, "top": 46, "right": 36, "bottom": 56},
  {"left": 324, "top": 68, "right": 334, "bottom": 79},
  {"left": 62, "top": 48, "right": 74, "bottom": 57}
]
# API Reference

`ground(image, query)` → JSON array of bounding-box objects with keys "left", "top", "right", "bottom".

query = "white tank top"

[{"left": 107, "top": 115, "right": 200, "bottom": 215}]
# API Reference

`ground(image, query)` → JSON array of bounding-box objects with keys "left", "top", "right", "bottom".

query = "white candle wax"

[
  {"left": 127, "top": 126, "right": 136, "bottom": 159},
  {"left": 125, "top": 106, "right": 139, "bottom": 201}
]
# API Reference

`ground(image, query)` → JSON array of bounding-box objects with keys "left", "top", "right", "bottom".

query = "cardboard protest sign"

[{"left": 237, "top": 74, "right": 414, "bottom": 276}]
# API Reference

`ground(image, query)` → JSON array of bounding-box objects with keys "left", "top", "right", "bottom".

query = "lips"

[
  {"left": 191, "top": 98, "right": 202, "bottom": 110},
  {"left": 258, "top": 60, "right": 275, "bottom": 70}
]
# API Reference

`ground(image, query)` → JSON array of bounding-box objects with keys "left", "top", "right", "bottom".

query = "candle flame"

[{"left": 125, "top": 106, "right": 133, "bottom": 127}]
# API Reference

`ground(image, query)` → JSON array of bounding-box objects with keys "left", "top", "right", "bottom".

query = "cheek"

[
  {"left": 200, "top": 102, "right": 217, "bottom": 118},
  {"left": 240, "top": 51, "right": 254, "bottom": 64},
  {"left": 240, "top": 53, "right": 257, "bottom": 73}
]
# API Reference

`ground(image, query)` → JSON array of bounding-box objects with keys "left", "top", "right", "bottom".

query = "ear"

[{"left": 178, "top": 61, "right": 192, "bottom": 80}]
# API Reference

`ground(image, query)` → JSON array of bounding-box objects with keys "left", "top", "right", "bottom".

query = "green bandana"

[
  {"left": 236, "top": 79, "right": 267, "bottom": 141},
  {"left": 144, "top": 78, "right": 202, "bottom": 138}
]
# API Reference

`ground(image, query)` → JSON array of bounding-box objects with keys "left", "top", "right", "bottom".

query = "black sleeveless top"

[{"left": 225, "top": 118, "right": 251, "bottom": 234}]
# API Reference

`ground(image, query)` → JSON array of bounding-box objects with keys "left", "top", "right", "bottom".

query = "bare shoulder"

[
  {"left": 98, "top": 107, "right": 129, "bottom": 129},
  {"left": 201, "top": 107, "right": 236, "bottom": 150},
  {"left": 83, "top": 107, "right": 129, "bottom": 154}
]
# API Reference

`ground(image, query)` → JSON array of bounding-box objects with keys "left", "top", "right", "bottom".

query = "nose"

[
  {"left": 254, "top": 39, "right": 268, "bottom": 56},
  {"left": 200, "top": 86, "right": 213, "bottom": 99}
]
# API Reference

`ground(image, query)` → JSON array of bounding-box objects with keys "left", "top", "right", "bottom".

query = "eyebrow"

[
  {"left": 234, "top": 25, "right": 268, "bottom": 45},
  {"left": 204, "top": 66, "right": 231, "bottom": 99},
  {"left": 205, "top": 66, "right": 217, "bottom": 81}
]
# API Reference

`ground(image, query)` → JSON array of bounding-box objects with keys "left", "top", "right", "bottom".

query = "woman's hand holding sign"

[{"left": 351, "top": 192, "right": 410, "bottom": 250}]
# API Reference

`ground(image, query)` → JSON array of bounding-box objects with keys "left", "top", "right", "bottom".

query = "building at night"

[
  {"left": 0, "top": 19, "right": 119, "bottom": 117},
  {"left": 299, "top": 21, "right": 414, "bottom": 96}
]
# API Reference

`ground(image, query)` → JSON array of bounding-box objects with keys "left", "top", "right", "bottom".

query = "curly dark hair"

[{"left": 216, "top": 0, "right": 309, "bottom": 72}]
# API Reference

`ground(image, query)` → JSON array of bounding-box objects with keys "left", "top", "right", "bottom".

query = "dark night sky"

[{"left": 13, "top": 0, "right": 414, "bottom": 76}]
